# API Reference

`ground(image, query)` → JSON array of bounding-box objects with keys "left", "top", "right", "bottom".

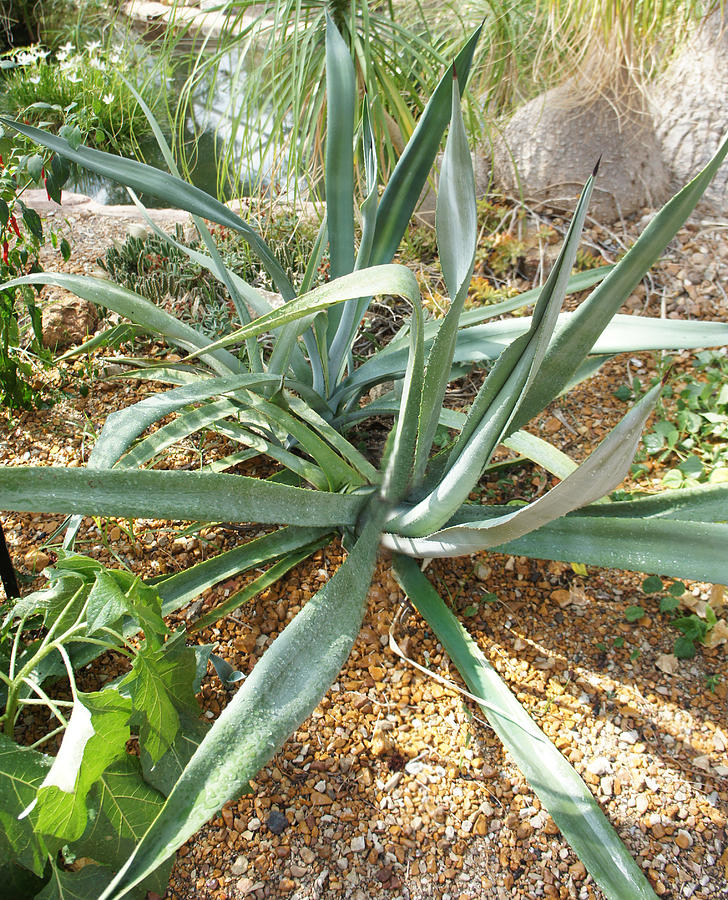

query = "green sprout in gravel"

[{"left": 2, "top": 16, "right": 728, "bottom": 900}]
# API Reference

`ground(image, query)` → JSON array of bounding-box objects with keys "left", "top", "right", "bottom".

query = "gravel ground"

[{"left": 1, "top": 194, "right": 727, "bottom": 900}]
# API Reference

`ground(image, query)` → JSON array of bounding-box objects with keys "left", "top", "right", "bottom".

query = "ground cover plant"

[
  {"left": 1, "top": 41, "right": 158, "bottom": 156},
  {"left": 2, "top": 17, "right": 728, "bottom": 900}
]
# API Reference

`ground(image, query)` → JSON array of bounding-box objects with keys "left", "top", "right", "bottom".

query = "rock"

[
  {"left": 586, "top": 756, "right": 612, "bottom": 776},
  {"left": 491, "top": 84, "right": 669, "bottom": 223},
  {"left": 267, "top": 809, "right": 289, "bottom": 835},
  {"left": 350, "top": 835, "right": 366, "bottom": 853},
  {"left": 23, "top": 549, "right": 50, "bottom": 572},
  {"left": 651, "top": 10, "right": 728, "bottom": 214},
  {"left": 230, "top": 855, "right": 248, "bottom": 876},
  {"left": 42, "top": 297, "right": 98, "bottom": 351}
]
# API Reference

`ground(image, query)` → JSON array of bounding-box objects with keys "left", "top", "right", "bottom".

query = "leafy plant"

[
  {"left": 0, "top": 41, "right": 158, "bottom": 156},
  {"left": 618, "top": 349, "right": 728, "bottom": 488},
  {"left": 2, "top": 18, "right": 728, "bottom": 900},
  {"left": 641, "top": 575, "right": 721, "bottom": 659},
  {"left": 0, "top": 138, "right": 70, "bottom": 410},
  {"left": 0, "top": 551, "right": 214, "bottom": 897}
]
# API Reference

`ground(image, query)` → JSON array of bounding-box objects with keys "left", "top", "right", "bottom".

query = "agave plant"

[{"left": 2, "top": 17, "right": 728, "bottom": 900}]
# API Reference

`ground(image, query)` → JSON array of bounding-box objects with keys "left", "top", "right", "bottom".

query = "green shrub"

[{"left": 2, "top": 18, "right": 728, "bottom": 900}]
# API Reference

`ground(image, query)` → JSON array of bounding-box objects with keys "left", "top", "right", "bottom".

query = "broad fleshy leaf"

[
  {"left": 99, "top": 503, "right": 386, "bottom": 900},
  {"left": 392, "top": 555, "right": 659, "bottom": 900}
]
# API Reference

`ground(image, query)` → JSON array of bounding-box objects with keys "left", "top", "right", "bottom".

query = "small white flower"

[
  {"left": 89, "top": 57, "right": 106, "bottom": 70},
  {"left": 85, "top": 40, "right": 101, "bottom": 53},
  {"left": 16, "top": 51, "right": 36, "bottom": 66},
  {"left": 66, "top": 72, "right": 82, "bottom": 83},
  {"left": 60, "top": 41, "right": 74, "bottom": 53},
  {"left": 102, "top": 93, "right": 114, "bottom": 105},
  {"left": 36, "top": 49, "right": 50, "bottom": 59},
  {"left": 28, "top": 74, "right": 41, "bottom": 84}
]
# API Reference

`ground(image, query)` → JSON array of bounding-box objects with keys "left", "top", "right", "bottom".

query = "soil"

[{"left": 1, "top": 195, "right": 727, "bottom": 900}]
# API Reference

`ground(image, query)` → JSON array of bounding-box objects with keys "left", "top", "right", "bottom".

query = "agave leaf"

[
  {"left": 368, "top": 24, "right": 482, "bottom": 266},
  {"left": 510, "top": 131, "right": 728, "bottom": 431},
  {"left": 501, "top": 430, "right": 577, "bottom": 480},
  {"left": 98, "top": 505, "right": 386, "bottom": 900},
  {"left": 384, "top": 497, "right": 728, "bottom": 582},
  {"left": 385, "top": 382, "right": 659, "bottom": 545},
  {"left": 3, "top": 274, "right": 243, "bottom": 377},
  {"left": 155, "top": 526, "right": 331, "bottom": 614},
  {"left": 188, "top": 539, "right": 329, "bottom": 633},
  {"left": 381, "top": 293, "right": 424, "bottom": 502},
  {"left": 575, "top": 482, "right": 728, "bottom": 522},
  {"left": 118, "top": 399, "right": 245, "bottom": 470},
  {"left": 333, "top": 268, "right": 613, "bottom": 402},
  {"left": 0, "top": 467, "right": 368, "bottom": 528},
  {"left": 0, "top": 117, "right": 296, "bottom": 300},
  {"left": 392, "top": 555, "right": 659, "bottom": 900},
  {"left": 413, "top": 73, "right": 476, "bottom": 486},
  {"left": 86, "top": 375, "right": 277, "bottom": 471},
  {"left": 183, "top": 263, "right": 420, "bottom": 359},
  {"left": 324, "top": 12, "right": 356, "bottom": 345},
  {"left": 389, "top": 169, "right": 597, "bottom": 536}
]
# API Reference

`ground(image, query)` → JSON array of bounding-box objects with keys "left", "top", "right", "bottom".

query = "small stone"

[
  {"left": 24, "top": 549, "right": 50, "bottom": 572},
  {"left": 300, "top": 848, "right": 315, "bottom": 864},
  {"left": 569, "top": 861, "right": 587, "bottom": 881},
  {"left": 675, "top": 830, "right": 693, "bottom": 849},
  {"left": 636, "top": 794, "right": 650, "bottom": 814},
  {"left": 267, "top": 810, "right": 289, "bottom": 835},
  {"left": 586, "top": 756, "right": 612, "bottom": 776},
  {"left": 310, "top": 789, "right": 332, "bottom": 805},
  {"left": 221, "top": 807, "right": 234, "bottom": 828},
  {"left": 290, "top": 864, "right": 307, "bottom": 878},
  {"left": 230, "top": 855, "right": 248, "bottom": 876},
  {"left": 279, "top": 878, "right": 296, "bottom": 892},
  {"left": 651, "top": 822, "right": 666, "bottom": 839},
  {"left": 247, "top": 817, "right": 261, "bottom": 832},
  {"left": 474, "top": 814, "right": 488, "bottom": 835},
  {"left": 351, "top": 835, "right": 366, "bottom": 853},
  {"left": 600, "top": 776, "right": 614, "bottom": 797},
  {"left": 235, "top": 876, "right": 255, "bottom": 895}
]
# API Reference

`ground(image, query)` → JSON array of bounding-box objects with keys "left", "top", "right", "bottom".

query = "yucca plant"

[{"left": 2, "top": 17, "right": 728, "bottom": 900}]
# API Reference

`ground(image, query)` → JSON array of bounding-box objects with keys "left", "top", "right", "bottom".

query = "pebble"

[
  {"left": 586, "top": 756, "right": 612, "bottom": 776},
  {"left": 267, "top": 810, "right": 289, "bottom": 835},
  {"left": 230, "top": 855, "right": 247, "bottom": 876}
]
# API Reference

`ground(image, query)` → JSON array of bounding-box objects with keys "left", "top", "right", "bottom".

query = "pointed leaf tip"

[
  {"left": 452, "top": 62, "right": 458, "bottom": 80},
  {"left": 593, "top": 155, "right": 602, "bottom": 177}
]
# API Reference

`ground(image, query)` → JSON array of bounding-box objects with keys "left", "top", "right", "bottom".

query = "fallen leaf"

[{"left": 656, "top": 653, "right": 679, "bottom": 675}]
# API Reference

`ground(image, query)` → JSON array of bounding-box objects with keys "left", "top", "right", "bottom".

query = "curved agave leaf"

[
  {"left": 392, "top": 555, "right": 659, "bottom": 900},
  {"left": 3, "top": 274, "right": 243, "bottom": 377},
  {"left": 185, "top": 263, "right": 420, "bottom": 358},
  {"left": 385, "top": 383, "right": 659, "bottom": 543},
  {"left": 389, "top": 168, "right": 597, "bottom": 536},
  {"left": 98, "top": 505, "right": 386, "bottom": 900}
]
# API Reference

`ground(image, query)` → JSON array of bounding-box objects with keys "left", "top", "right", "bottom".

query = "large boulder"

[
  {"left": 42, "top": 298, "right": 98, "bottom": 351},
  {"left": 490, "top": 83, "right": 670, "bottom": 222},
  {"left": 651, "top": 10, "right": 728, "bottom": 212}
]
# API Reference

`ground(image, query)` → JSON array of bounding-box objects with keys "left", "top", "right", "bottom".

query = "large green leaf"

[
  {"left": 31, "top": 691, "right": 131, "bottom": 842},
  {"left": 37, "top": 864, "right": 115, "bottom": 900},
  {"left": 72, "top": 756, "right": 170, "bottom": 897},
  {"left": 0, "top": 734, "right": 53, "bottom": 876},
  {"left": 0, "top": 117, "right": 295, "bottom": 300},
  {"left": 3, "top": 274, "right": 243, "bottom": 377},
  {"left": 99, "top": 504, "right": 386, "bottom": 900},
  {"left": 0, "top": 467, "right": 368, "bottom": 527},
  {"left": 412, "top": 73, "right": 476, "bottom": 486},
  {"left": 392, "top": 555, "right": 659, "bottom": 900}
]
